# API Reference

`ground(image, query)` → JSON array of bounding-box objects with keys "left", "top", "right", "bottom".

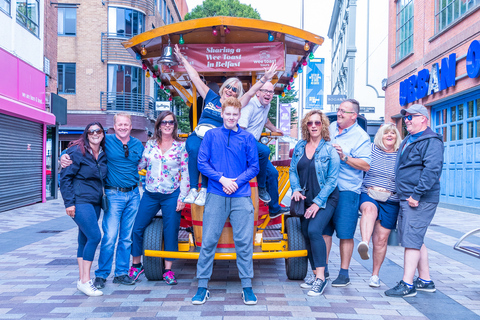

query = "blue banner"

[{"left": 306, "top": 58, "right": 324, "bottom": 109}]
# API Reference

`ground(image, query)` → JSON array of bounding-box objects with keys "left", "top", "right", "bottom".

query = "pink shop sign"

[{"left": 0, "top": 48, "right": 45, "bottom": 109}]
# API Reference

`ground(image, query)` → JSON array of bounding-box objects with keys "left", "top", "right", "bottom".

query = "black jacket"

[
  {"left": 60, "top": 145, "right": 108, "bottom": 208},
  {"left": 395, "top": 127, "right": 444, "bottom": 203}
]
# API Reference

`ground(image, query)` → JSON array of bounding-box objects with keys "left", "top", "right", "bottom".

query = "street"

[{"left": 0, "top": 196, "right": 479, "bottom": 319}]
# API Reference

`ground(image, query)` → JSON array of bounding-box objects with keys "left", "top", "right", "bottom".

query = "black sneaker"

[
  {"left": 307, "top": 278, "right": 328, "bottom": 296},
  {"left": 93, "top": 277, "right": 106, "bottom": 289},
  {"left": 331, "top": 274, "right": 351, "bottom": 287},
  {"left": 113, "top": 274, "right": 135, "bottom": 285},
  {"left": 269, "top": 207, "right": 290, "bottom": 219},
  {"left": 414, "top": 278, "right": 436, "bottom": 292},
  {"left": 258, "top": 188, "right": 271, "bottom": 203},
  {"left": 385, "top": 280, "right": 417, "bottom": 297}
]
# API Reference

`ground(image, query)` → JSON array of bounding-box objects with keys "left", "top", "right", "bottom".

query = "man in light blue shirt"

[{"left": 324, "top": 99, "right": 371, "bottom": 287}]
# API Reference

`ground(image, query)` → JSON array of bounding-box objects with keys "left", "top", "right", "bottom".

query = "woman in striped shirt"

[{"left": 357, "top": 123, "right": 402, "bottom": 288}]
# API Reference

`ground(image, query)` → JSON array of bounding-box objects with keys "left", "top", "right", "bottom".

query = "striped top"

[{"left": 361, "top": 144, "right": 399, "bottom": 201}]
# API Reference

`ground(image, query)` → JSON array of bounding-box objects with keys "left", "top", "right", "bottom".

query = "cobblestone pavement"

[{"left": 0, "top": 197, "right": 479, "bottom": 320}]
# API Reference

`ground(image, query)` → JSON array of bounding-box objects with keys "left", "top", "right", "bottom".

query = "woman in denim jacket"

[{"left": 289, "top": 110, "right": 340, "bottom": 296}]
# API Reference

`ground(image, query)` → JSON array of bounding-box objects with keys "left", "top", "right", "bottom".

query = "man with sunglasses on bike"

[
  {"left": 238, "top": 81, "right": 290, "bottom": 219},
  {"left": 385, "top": 104, "right": 443, "bottom": 298},
  {"left": 61, "top": 112, "right": 144, "bottom": 288}
]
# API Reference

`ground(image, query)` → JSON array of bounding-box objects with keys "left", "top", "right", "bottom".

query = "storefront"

[{"left": 0, "top": 48, "right": 56, "bottom": 212}]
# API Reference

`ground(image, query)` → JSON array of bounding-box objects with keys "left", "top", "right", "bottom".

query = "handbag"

[
  {"left": 367, "top": 186, "right": 392, "bottom": 202},
  {"left": 96, "top": 163, "right": 109, "bottom": 212},
  {"left": 194, "top": 123, "right": 216, "bottom": 139},
  {"left": 290, "top": 185, "right": 306, "bottom": 217}
]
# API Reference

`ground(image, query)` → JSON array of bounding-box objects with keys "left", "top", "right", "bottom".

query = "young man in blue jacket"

[{"left": 192, "top": 97, "right": 260, "bottom": 305}]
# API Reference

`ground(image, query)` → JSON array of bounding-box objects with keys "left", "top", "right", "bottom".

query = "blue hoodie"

[{"left": 198, "top": 125, "right": 259, "bottom": 197}]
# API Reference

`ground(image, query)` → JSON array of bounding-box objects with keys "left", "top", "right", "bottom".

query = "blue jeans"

[
  {"left": 95, "top": 187, "right": 141, "bottom": 278},
  {"left": 131, "top": 189, "right": 181, "bottom": 261},
  {"left": 256, "top": 142, "right": 270, "bottom": 189},
  {"left": 186, "top": 132, "right": 208, "bottom": 189},
  {"left": 256, "top": 142, "right": 282, "bottom": 213},
  {"left": 73, "top": 203, "right": 102, "bottom": 261}
]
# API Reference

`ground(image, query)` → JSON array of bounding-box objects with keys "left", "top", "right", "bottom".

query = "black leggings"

[{"left": 301, "top": 188, "right": 339, "bottom": 269}]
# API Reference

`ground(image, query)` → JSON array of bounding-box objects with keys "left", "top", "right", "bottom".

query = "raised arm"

[
  {"left": 239, "top": 62, "right": 277, "bottom": 107},
  {"left": 174, "top": 44, "right": 210, "bottom": 98}
]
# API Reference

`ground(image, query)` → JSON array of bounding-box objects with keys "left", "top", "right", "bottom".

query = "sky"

[{"left": 184, "top": 0, "right": 336, "bottom": 113}]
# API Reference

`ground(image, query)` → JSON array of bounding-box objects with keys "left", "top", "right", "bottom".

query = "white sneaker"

[
  {"left": 184, "top": 189, "right": 198, "bottom": 204},
  {"left": 300, "top": 274, "right": 316, "bottom": 289},
  {"left": 77, "top": 279, "right": 104, "bottom": 296},
  {"left": 357, "top": 241, "right": 370, "bottom": 260},
  {"left": 194, "top": 188, "right": 207, "bottom": 206},
  {"left": 369, "top": 275, "right": 380, "bottom": 288}
]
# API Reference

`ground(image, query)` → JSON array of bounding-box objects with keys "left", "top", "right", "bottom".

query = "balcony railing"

[
  {"left": 101, "top": 33, "right": 140, "bottom": 64},
  {"left": 102, "top": 0, "right": 155, "bottom": 15},
  {"left": 100, "top": 92, "right": 156, "bottom": 119}
]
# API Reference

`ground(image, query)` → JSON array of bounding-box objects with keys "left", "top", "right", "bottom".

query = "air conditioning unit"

[{"left": 45, "top": 92, "right": 51, "bottom": 111}]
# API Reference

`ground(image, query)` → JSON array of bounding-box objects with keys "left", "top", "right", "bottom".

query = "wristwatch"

[{"left": 343, "top": 156, "right": 349, "bottom": 163}]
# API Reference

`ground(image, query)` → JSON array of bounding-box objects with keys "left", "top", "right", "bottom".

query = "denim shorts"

[
  {"left": 323, "top": 191, "right": 360, "bottom": 239},
  {"left": 398, "top": 200, "right": 438, "bottom": 249},
  {"left": 359, "top": 192, "right": 400, "bottom": 230}
]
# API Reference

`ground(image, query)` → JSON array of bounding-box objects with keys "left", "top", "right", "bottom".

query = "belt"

[{"left": 105, "top": 185, "right": 137, "bottom": 192}]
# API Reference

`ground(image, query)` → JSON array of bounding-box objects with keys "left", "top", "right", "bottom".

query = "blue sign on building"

[{"left": 306, "top": 58, "right": 324, "bottom": 109}]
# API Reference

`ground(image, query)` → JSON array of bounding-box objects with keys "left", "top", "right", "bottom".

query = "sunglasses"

[
  {"left": 225, "top": 84, "right": 238, "bottom": 93},
  {"left": 160, "top": 120, "right": 176, "bottom": 126},
  {"left": 403, "top": 114, "right": 423, "bottom": 121},
  {"left": 307, "top": 121, "right": 322, "bottom": 127},
  {"left": 123, "top": 144, "right": 129, "bottom": 157},
  {"left": 87, "top": 128, "right": 103, "bottom": 135}
]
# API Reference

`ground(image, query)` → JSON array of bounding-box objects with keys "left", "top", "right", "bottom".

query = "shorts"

[
  {"left": 359, "top": 192, "right": 400, "bottom": 230},
  {"left": 323, "top": 191, "right": 360, "bottom": 239},
  {"left": 397, "top": 200, "right": 438, "bottom": 249}
]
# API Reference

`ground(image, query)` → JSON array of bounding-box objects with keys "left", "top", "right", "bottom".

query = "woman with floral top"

[{"left": 129, "top": 111, "right": 189, "bottom": 285}]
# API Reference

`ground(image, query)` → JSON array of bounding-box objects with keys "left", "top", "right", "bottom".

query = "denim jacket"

[{"left": 289, "top": 139, "right": 340, "bottom": 209}]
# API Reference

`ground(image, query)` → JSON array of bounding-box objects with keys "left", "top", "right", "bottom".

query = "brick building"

[
  {"left": 56, "top": 0, "right": 188, "bottom": 149},
  {"left": 384, "top": 0, "right": 480, "bottom": 207}
]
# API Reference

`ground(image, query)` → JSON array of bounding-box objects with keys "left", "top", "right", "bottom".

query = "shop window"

[
  {"left": 477, "top": 119, "right": 480, "bottom": 138},
  {"left": 467, "top": 121, "right": 473, "bottom": 139},
  {"left": 58, "top": 63, "right": 76, "bottom": 94},
  {"left": 442, "top": 108, "right": 447, "bottom": 124},
  {"left": 477, "top": 98, "right": 480, "bottom": 116},
  {"left": 451, "top": 106, "right": 456, "bottom": 121},
  {"left": 451, "top": 125, "right": 456, "bottom": 141},
  {"left": 436, "top": 0, "right": 480, "bottom": 33},
  {"left": 16, "top": 0, "right": 39, "bottom": 36},
  {"left": 58, "top": 7, "right": 76, "bottom": 36},
  {"left": 458, "top": 123, "right": 463, "bottom": 140},
  {"left": 0, "top": 0, "right": 10, "bottom": 15},
  {"left": 458, "top": 103, "right": 464, "bottom": 120},
  {"left": 396, "top": 0, "right": 414, "bottom": 61},
  {"left": 467, "top": 100, "right": 474, "bottom": 118},
  {"left": 108, "top": 7, "right": 145, "bottom": 37}
]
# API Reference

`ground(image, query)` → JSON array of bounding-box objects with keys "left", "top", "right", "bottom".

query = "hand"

[
  {"left": 174, "top": 44, "right": 184, "bottom": 62},
  {"left": 274, "top": 128, "right": 284, "bottom": 136},
  {"left": 291, "top": 191, "right": 306, "bottom": 201},
  {"left": 332, "top": 144, "right": 346, "bottom": 161},
  {"left": 176, "top": 200, "right": 185, "bottom": 212},
  {"left": 219, "top": 177, "right": 238, "bottom": 194},
  {"left": 264, "top": 61, "right": 277, "bottom": 81},
  {"left": 304, "top": 203, "right": 320, "bottom": 219},
  {"left": 407, "top": 196, "right": 419, "bottom": 207},
  {"left": 66, "top": 206, "right": 75, "bottom": 218},
  {"left": 223, "top": 187, "right": 233, "bottom": 195},
  {"left": 60, "top": 154, "right": 72, "bottom": 168}
]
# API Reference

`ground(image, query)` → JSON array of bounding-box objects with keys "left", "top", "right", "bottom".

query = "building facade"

[
  {"left": 56, "top": 0, "right": 187, "bottom": 149},
  {"left": 0, "top": 0, "right": 57, "bottom": 211},
  {"left": 385, "top": 0, "right": 480, "bottom": 207},
  {"left": 327, "top": 0, "right": 388, "bottom": 134}
]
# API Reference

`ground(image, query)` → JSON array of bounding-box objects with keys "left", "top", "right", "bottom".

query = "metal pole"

[{"left": 298, "top": 0, "right": 305, "bottom": 139}]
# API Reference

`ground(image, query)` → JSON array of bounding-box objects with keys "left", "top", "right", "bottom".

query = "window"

[
  {"left": 396, "top": 0, "right": 414, "bottom": 61},
  {"left": 58, "top": 63, "right": 76, "bottom": 94},
  {"left": 162, "top": 0, "right": 167, "bottom": 23},
  {"left": 16, "top": 0, "right": 39, "bottom": 36},
  {"left": 58, "top": 7, "right": 76, "bottom": 36},
  {"left": 0, "top": 0, "right": 10, "bottom": 15},
  {"left": 108, "top": 7, "right": 145, "bottom": 37},
  {"left": 107, "top": 64, "right": 143, "bottom": 95},
  {"left": 436, "top": 0, "right": 480, "bottom": 33}
]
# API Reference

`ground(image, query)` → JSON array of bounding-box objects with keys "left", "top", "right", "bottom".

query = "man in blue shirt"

[
  {"left": 62, "top": 113, "right": 144, "bottom": 288},
  {"left": 323, "top": 99, "right": 371, "bottom": 287},
  {"left": 191, "top": 97, "right": 260, "bottom": 305}
]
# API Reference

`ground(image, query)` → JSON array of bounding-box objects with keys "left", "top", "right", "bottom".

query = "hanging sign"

[
  {"left": 165, "top": 42, "right": 285, "bottom": 73},
  {"left": 279, "top": 103, "right": 291, "bottom": 135},
  {"left": 306, "top": 58, "right": 324, "bottom": 109}
]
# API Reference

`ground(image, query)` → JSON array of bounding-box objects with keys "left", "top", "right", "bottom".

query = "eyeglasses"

[
  {"left": 225, "top": 84, "right": 238, "bottom": 93},
  {"left": 87, "top": 128, "right": 103, "bottom": 135},
  {"left": 123, "top": 144, "right": 129, "bottom": 157},
  {"left": 403, "top": 114, "right": 423, "bottom": 121},
  {"left": 160, "top": 120, "right": 176, "bottom": 126},
  {"left": 337, "top": 108, "right": 355, "bottom": 115},
  {"left": 259, "top": 89, "right": 274, "bottom": 95},
  {"left": 307, "top": 121, "right": 322, "bottom": 127}
]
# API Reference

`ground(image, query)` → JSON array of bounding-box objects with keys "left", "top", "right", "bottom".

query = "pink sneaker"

[
  {"left": 128, "top": 265, "right": 144, "bottom": 281},
  {"left": 163, "top": 270, "right": 178, "bottom": 285}
]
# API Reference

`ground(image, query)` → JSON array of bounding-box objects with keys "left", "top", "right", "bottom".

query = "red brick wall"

[{"left": 44, "top": 1, "right": 58, "bottom": 95}]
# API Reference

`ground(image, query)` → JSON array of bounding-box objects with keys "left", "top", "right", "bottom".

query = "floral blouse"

[{"left": 138, "top": 139, "right": 190, "bottom": 201}]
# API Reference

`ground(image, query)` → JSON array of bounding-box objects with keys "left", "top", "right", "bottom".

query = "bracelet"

[{"left": 259, "top": 78, "right": 266, "bottom": 84}]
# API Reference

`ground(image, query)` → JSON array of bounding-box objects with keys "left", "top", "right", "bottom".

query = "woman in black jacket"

[{"left": 60, "top": 122, "right": 107, "bottom": 296}]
